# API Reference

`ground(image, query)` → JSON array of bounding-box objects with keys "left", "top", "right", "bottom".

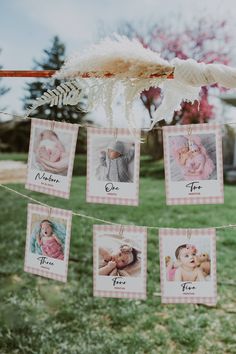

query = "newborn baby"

[
  {"left": 184, "top": 141, "right": 206, "bottom": 177},
  {"left": 100, "top": 140, "right": 135, "bottom": 182},
  {"left": 36, "top": 220, "right": 64, "bottom": 260},
  {"left": 36, "top": 130, "right": 66, "bottom": 163},
  {"left": 171, "top": 135, "right": 215, "bottom": 180},
  {"left": 99, "top": 244, "right": 138, "bottom": 276},
  {"left": 35, "top": 129, "right": 69, "bottom": 175}
]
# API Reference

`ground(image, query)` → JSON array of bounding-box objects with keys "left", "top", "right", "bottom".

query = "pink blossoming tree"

[{"left": 121, "top": 18, "right": 232, "bottom": 158}]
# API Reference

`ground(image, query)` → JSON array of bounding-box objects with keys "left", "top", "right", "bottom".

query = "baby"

[
  {"left": 100, "top": 141, "right": 135, "bottom": 183},
  {"left": 36, "top": 130, "right": 66, "bottom": 163},
  {"left": 99, "top": 244, "right": 138, "bottom": 276},
  {"left": 36, "top": 220, "right": 64, "bottom": 260},
  {"left": 171, "top": 136, "right": 215, "bottom": 180},
  {"left": 185, "top": 141, "right": 207, "bottom": 177},
  {"left": 34, "top": 129, "right": 69, "bottom": 175},
  {"left": 174, "top": 244, "right": 205, "bottom": 282}
]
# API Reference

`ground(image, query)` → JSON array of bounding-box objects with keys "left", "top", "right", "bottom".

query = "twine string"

[
  {"left": 2, "top": 110, "right": 236, "bottom": 131},
  {"left": 1, "top": 109, "right": 236, "bottom": 229},
  {"left": 1, "top": 183, "right": 236, "bottom": 230}
]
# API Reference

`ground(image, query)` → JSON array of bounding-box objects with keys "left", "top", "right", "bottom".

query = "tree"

[
  {"left": 120, "top": 18, "right": 232, "bottom": 158},
  {"left": 23, "top": 35, "right": 85, "bottom": 124},
  {"left": 0, "top": 49, "right": 10, "bottom": 111},
  {"left": 20, "top": 36, "right": 87, "bottom": 153}
]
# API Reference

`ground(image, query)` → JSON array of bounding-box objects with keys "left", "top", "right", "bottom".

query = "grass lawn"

[{"left": 0, "top": 177, "right": 236, "bottom": 354}]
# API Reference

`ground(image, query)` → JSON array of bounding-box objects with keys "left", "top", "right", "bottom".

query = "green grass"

[
  {"left": 0, "top": 152, "right": 28, "bottom": 162},
  {"left": 0, "top": 177, "right": 236, "bottom": 354}
]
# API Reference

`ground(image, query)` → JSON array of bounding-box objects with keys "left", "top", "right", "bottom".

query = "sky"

[{"left": 1, "top": 0, "right": 236, "bottom": 122}]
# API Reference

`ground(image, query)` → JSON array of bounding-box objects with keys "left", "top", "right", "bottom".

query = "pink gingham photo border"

[
  {"left": 93, "top": 224, "right": 147, "bottom": 299},
  {"left": 163, "top": 124, "right": 224, "bottom": 205},
  {"left": 24, "top": 203, "right": 72, "bottom": 282},
  {"left": 159, "top": 228, "right": 217, "bottom": 305},
  {"left": 86, "top": 127, "right": 140, "bottom": 206},
  {"left": 25, "top": 118, "right": 79, "bottom": 199}
]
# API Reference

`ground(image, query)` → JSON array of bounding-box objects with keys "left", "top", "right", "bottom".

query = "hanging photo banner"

[
  {"left": 24, "top": 203, "right": 72, "bottom": 282},
  {"left": 25, "top": 118, "right": 79, "bottom": 199},
  {"left": 163, "top": 124, "right": 224, "bottom": 205},
  {"left": 93, "top": 224, "right": 147, "bottom": 299},
  {"left": 159, "top": 228, "right": 217, "bottom": 305},
  {"left": 86, "top": 127, "right": 140, "bottom": 206}
]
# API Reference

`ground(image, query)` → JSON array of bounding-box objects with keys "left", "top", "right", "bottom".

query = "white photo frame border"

[
  {"left": 24, "top": 203, "right": 72, "bottom": 282},
  {"left": 86, "top": 127, "right": 141, "bottom": 206},
  {"left": 93, "top": 224, "right": 147, "bottom": 299},
  {"left": 25, "top": 118, "right": 79, "bottom": 199},
  {"left": 163, "top": 124, "right": 224, "bottom": 205},
  {"left": 159, "top": 228, "right": 217, "bottom": 304}
]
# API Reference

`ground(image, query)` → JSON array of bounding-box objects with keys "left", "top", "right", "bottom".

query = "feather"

[
  {"left": 26, "top": 35, "right": 173, "bottom": 131},
  {"left": 54, "top": 35, "right": 173, "bottom": 80},
  {"left": 25, "top": 80, "right": 82, "bottom": 116}
]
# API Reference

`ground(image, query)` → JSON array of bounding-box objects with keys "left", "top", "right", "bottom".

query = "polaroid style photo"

[
  {"left": 24, "top": 203, "right": 72, "bottom": 282},
  {"left": 86, "top": 127, "right": 140, "bottom": 206},
  {"left": 93, "top": 224, "right": 147, "bottom": 299},
  {"left": 163, "top": 124, "right": 224, "bottom": 205},
  {"left": 26, "top": 118, "right": 79, "bottom": 199},
  {"left": 159, "top": 228, "right": 217, "bottom": 305}
]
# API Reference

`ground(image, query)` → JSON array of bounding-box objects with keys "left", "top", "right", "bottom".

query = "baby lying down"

[
  {"left": 99, "top": 243, "right": 141, "bottom": 277},
  {"left": 34, "top": 129, "right": 69, "bottom": 175}
]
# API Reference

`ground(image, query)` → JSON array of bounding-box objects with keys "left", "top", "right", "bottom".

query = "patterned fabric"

[
  {"left": 41, "top": 237, "right": 64, "bottom": 260},
  {"left": 100, "top": 148, "right": 134, "bottom": 182}
]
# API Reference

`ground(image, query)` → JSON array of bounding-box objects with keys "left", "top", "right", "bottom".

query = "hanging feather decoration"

[
  {"left": 54, "top": 35, "right": 173, "bottom": 80},
  {"left": 26, "top": 34, "right": 236, "bottom": 129},
  {"left": 26, "top": 80, "right": 85, "bottom": 117},
  {"left": 26, "top": 35, "right": 173, "bottom": 130}
]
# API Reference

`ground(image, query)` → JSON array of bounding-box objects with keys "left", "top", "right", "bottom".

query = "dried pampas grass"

[
  {"left": 26, "top": 35, "right": 236, "bottom": 130},
  {"left": 54, "top": 35, "right": 173, "bottom": 80},
  {"left": 26, "top": 35, "right": 173, "bottom": 131}
]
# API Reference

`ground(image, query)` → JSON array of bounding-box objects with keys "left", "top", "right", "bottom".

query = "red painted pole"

[
  {"left": 0, "top": 70, "right": 56, "bottom": 77},
  {"left": 0, "top": 70, "right": 174, "bottom": 79}
]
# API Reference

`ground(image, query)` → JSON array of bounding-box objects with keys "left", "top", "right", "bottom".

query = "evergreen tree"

[
  {"left": 0, "top": 49, "right": 10, "bottom": 111},
  {"left": 23, "top": 36, "right": 85, "bottom": 123}
]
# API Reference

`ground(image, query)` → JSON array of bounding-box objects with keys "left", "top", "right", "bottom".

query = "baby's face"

[
  {"left": 41, "top": 222, "right": 53, "bottom": 238},
  {"left": 108, "top": 149, "right": 121, "bottom": 160},
  {"left": 179, "top": 248, "right": 196, "bottom": 268},
  {"left": 111, "top": 249, "right": 133, "bottom": 269}
]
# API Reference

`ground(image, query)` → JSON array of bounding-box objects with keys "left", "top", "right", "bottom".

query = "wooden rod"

[
  {"left": 0, "top": 70, "right": 174, "bottom": 79},
  {"left": 0, "top": 70, "right": 56, "bottom": 77}
]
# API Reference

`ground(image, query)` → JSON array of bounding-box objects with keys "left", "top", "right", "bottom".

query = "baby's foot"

[{"left": 107, "top": 261, "right": 116, "bottom": 271}]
